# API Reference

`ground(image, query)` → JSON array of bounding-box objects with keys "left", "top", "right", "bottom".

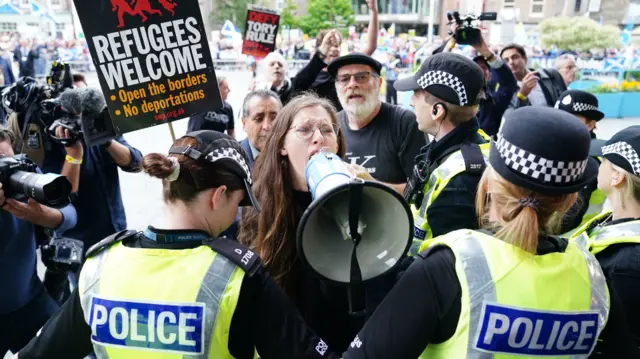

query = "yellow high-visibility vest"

[
  {"left": 418, "top": 230, "right": 610, "bottom": 358},
  {"left": 79, "top": 240, "right": 247, "bottom": 358}
]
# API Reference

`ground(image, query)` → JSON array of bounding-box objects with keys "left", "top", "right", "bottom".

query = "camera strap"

[{"left": 16, "top": 102, "right": 39, "bottom": 153}]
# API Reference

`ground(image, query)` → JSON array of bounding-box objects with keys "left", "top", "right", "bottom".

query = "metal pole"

[
  {"left": 427, "top": 0, "right": 436, "bottom": 43},
  {"left": 168, "top": 123, "right": 176, "bottom": 142}
]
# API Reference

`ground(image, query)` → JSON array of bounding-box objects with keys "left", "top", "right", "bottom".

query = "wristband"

[
  {"left": 516, "top": 92, "right": 528, "bottom": 101},
  {"left": 65, "top": 155, "right": 82, "bottom": 165}
]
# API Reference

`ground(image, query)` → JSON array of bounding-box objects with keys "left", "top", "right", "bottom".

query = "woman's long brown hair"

[{"left": 238, "top": 93, "right": 346, "bottom": 297}]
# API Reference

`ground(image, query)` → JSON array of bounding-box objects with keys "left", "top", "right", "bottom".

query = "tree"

[
  {"left": 209, "top": 0, "right": 252, "bottom": 33},
  {"left": 298, "top": 0, "right": 355, "bottom": 37},
  {"left": 280, "top": 0, "right": 299, "bottom": 29},
  {"left": 538, "top": 16, "right": 621, "bottom": 51}
]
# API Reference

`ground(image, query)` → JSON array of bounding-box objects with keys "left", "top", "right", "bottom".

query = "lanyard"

[{"left": 143, "top": 228, "right": 210, "bottom": 245}]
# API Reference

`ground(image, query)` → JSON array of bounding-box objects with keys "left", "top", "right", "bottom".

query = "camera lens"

[{"left": 9, "top": 171, "right": 71, "bottom": 208}]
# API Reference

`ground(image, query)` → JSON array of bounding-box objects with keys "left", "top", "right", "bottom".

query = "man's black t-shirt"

[
  {"left": 338, "top": 102, "right": 426, "bottom": 184},
  {"left": 187, "top": 101, "right": 234, "bottom": 133}
]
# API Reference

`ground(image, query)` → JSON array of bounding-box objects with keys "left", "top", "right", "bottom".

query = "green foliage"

[
  {"left": 538, "top": 16, "right": 621, "bottom": 51},
  {"left": 298, "top": 0, "right": 355, "bottom": 37},
  {"left": 209, "top": 0, "right": 251, "bottom": 32},
  {"left": 280, "top": 0, "right": 299, "bottom": 29},
  {"left": 208, "top": 0, "right": 271, "bottom": 33}
]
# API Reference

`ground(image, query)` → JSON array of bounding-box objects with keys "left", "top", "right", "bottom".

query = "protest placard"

[
  {"left": 241, "top": 5, "right": 280, "bottom": 58},
  {"left": 72, "top": 0, "right": 222, "bottom": 134}
]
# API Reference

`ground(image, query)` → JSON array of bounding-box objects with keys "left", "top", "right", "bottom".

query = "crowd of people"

[{"left": 2, "top": 18, "right": 640, "bottom": 359}]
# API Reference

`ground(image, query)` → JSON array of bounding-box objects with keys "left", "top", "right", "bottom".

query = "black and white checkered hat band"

[
  {"left": 205, "top": 148, "right": 252, "bottom": 184},
  {"left": 496, "top": 136, "right": 588, "bottom": 184},
  {"left": 602, "top": 141, "right": 640, "bottom": 175},
  {"left": 573, "top": 102, "right": 599, "bottom": 112},
  {"left": 417, "top": 70, "right": 468, "bottom": 106}
]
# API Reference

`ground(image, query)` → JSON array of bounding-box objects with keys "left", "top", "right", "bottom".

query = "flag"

[{"left": 621, "top": 19, "right": 633, "bottom": 46}]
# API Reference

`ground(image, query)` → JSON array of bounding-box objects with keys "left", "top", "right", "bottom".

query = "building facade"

[{"left": 0, "top": 0, "right": 75, "bottom": 39}]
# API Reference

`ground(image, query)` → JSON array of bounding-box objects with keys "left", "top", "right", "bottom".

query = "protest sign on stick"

[
  {"left": 242, "top": 5, "right": 280, "bottom": 58},
  {"left": 73, "top": 0, "right": 222, "bottom": 135}
]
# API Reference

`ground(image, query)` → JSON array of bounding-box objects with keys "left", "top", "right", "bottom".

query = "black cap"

[
  {"left": 490, "top": 107, "right": 598, "bottom": 195},
  {"left": 394, "top": 52, "right": 485, "bottom": 106},
  {"left": 473, "top": 55, "right": 489, "bottom": 68},
  {"left": 596, "top": 126, "right": 640, "bottom": 176},
  {"left": 168, "top": 130, "right": 260, "bottom": 211},
  {"left": 327, "top": 53, "right": 383, "bottom": 77},
  {"left": 554, "top": 90, "right": 605, "bottom": 122}
]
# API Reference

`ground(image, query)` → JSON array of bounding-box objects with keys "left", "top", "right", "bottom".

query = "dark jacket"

[
  {"left": 505, "top": 67, "right": 567, "bottom": 118},
  {"left": 269, "top": 52, "right": 328, "bottom": 106},
  {"left": 13, "top": 46, "right": 38, "bottom": 79},
  {"left": 590, "top": 217, "right": 640, "bottom": 346},
  {"left": 416, "top": 119, "right": 488, "bottom": 238},
  {"left": 41, "top": 137, "right": 142, "bottom": 250},
  {"left": 478, "top": 62, "right": 518, "bottom": 136},
  {"left": 239, "top": 138, "right": 256, "bottom": 169}
]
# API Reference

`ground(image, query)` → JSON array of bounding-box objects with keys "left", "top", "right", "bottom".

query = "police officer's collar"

[
  {"left": 428, "top": 118, "right": 480, "bottom": 157},
  {"left": 143, "top": 226, "right": 212, "bottom": 244}
]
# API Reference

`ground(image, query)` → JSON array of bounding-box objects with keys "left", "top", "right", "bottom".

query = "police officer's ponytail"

[
  {"left": 476, "top": 168, "right": 578, "bottom": 254},
  {"left": 142, "top": 137, "right": 244, "bottom": 204},
  {"left": 142, "top": 153, "right": 176, "bottom": 180}
]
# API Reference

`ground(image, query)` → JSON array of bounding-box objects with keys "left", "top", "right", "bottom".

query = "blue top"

[
  {"left": 42, "top": 137, "right": 143, "bottom": 249},
  {"left": 0, "top": 201, "right": 77, "bottom": 314}
]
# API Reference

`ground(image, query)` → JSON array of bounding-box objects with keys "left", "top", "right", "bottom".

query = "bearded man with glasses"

[{"left": 328, "top": 54, "right": 427, "bottom": 194}]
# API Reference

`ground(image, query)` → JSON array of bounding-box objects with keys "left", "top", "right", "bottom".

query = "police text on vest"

[
  {"left": 89, "top": 296, "right": 205, "bottom": 354},
  {"left": 475, "top": 303, "right": 599, "bottom": 356}
]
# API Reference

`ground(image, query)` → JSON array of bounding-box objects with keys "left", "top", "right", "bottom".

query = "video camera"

[
  {"left": 0, "top": 154, "right": 72, "bottom": 208},
  {"left": 446, "top": 11, "right": 497, "bottom": 46},
  {"left": 41, "top": 235, "right": 84, "bottom": 273},
  {"left": 2, "top": 60, "right": 117, "bottom": 148}
]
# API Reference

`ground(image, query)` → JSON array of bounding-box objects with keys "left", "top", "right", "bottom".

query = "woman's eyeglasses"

[
  {"left": 290, "top": 122, "right": 340, "bottom": 140},
  {"left": 335, "top": 72, "right": 378, "bottom": 86}
]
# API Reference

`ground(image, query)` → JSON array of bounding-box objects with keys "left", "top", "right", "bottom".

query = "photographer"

[
  {"left": 0, "top": 126, "right": 78, "bottom": 356},
  {"left": 501, "top": 44, "right": 567, "bottom": 116},
  {"left": 40, "top": 88, "right": 143, "bottom": 303}
]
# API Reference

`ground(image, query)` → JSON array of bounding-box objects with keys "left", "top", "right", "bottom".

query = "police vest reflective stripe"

[
  {"left": 410, "top": 143, "right": 490, "bottom": 255},
  {"left": 418, "top": 230, "right": 610, "bottom": 359},
  {"left": 571, "top": 211, "right": 640, "bottom": 255},
  {"left": 79, "top": 241, "right": 246, "bottom": 358}
]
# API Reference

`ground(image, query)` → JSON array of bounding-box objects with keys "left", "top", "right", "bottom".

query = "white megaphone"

[{"left": 297, "top": 151, "right": 413, "bottom": 316}]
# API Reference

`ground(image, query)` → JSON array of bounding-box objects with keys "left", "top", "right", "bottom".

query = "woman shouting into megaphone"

[{"left": 239, "top": 93, "right": 411, "bottom": 353}]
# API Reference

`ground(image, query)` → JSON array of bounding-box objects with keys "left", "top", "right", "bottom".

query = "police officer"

[
  {"left": 572, "top": 125, "right": 640, "bottom": 344},
  {"left": 342, "top": 107, "right": 638, "bottom": 358},
  {"left": 14, "top": 131, "right": 339, "bottom": 359},
  {"left": 555, "top": 90, "right": 607, "bottom": 233},
  {"left": 395, "top": 52, "right": 490, "bottom": 253}
]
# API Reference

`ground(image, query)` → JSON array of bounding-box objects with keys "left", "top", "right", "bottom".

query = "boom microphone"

[
  {"left": 297, "top": 152, "right": 413, "bottom": 316},
  {"left": 57, "top": 88, "right": 84, "bottom": 115},
  {"left": 80, "top": 87, "right": 107, "bottom": 115}
]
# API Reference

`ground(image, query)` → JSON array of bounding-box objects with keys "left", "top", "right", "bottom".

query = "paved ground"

[{"left": 5, "top": 71, "right": 637, "bottom": 358}]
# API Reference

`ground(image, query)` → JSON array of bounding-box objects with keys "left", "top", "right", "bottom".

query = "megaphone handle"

[
  {"left": 347, "top": 181, "right": 366, "bottom": 316},
  {"left": 348, "top": 182, "right": 363, "bottom": 244},
  {"left": 348, "top": 246, "right": 366, "bottom": 317}
]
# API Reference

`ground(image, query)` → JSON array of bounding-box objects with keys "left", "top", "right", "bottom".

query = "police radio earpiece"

[{"left": 297, "top": 152, "right": 413, "bottom": 317}]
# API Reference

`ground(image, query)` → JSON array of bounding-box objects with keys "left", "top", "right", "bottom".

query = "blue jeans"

[{"left": 0, "top": 286, "right": 58, "bottom": 355}]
